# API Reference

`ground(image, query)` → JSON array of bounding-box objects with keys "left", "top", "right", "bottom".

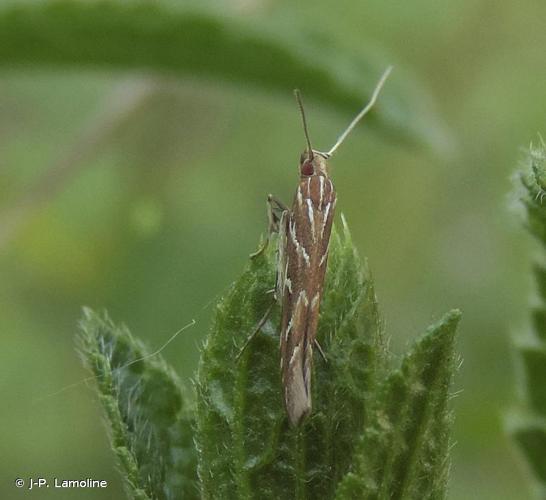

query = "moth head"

[{"left": 299, "top": 150, "right": 329, "bottom": 177}]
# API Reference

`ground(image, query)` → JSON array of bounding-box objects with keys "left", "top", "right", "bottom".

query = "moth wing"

[
  {"left": 283, "top": 289, "right": 312, "bottom": 426},
  {"left": 275, "top": 210, "right": 289, "bottom": 306},
  {"left": 280, "top": 176, "right": 336, "bottom": 426}
]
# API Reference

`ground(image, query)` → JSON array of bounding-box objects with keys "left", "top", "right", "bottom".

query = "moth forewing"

[
  {"left": 280, "top": 153, "right": 336, "bottom": 426},
  {"left": 275, "top": 210, "right": 290, "bottom": 307}
]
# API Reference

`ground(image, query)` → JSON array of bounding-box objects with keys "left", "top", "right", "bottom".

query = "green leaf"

[
  {"left": 507, "top": 411, "right": 546, "bottom": 499},
  {"left": 77, "top": 308, "right": 198, "bottom": 500},
  {"left": 195, "top": 218, "right": 459, "bottom": 499},
  {"left": 195, "top": 221, "right": 386, "bottom": 499},
  {"left": 519, "top": 342, "right": 546, "bottom": 415},
  {"left": 519, "top": 141, "right": 546, "bottom": 248},
  {"left": 78, "top": 217, "right": 460, "bottom": 498},
  {"left": 508, "top": 414, "right": 546, "bottom": 495},
  {"left": 335, "top": 310, "right": 461, "bottom": 500},
  {"left": 0, "top": 0, "right": 449, "bottom": 151},
  {"left": 510, "top": 139, "right": 546, "bottom": 498}
]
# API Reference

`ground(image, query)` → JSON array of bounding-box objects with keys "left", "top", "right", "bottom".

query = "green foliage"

[
  {"left": 510, "top": 140, "right": 546, "bottom": 499},
  {"left": 195, "top": 220, "right": 460, "bottom": 499},
  {"left": 79, "top": 220, "right": 460, "bottom": 499},
  {"left": 195, "top": 222, "right": 385, "bottom": 500},
  {"left": 335, "top": 312, "right": 459, "bottom": 500},
  {"left": 78, "top": 308, "right": 198, "bottom": 500},
  {"left": 0, "top": 0, "right": 448, "bottom": 151}
]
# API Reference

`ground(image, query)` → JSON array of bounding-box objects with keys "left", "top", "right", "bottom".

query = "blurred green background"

[{"left": 1, "top": 1, "right": 545, "bottom": 498}]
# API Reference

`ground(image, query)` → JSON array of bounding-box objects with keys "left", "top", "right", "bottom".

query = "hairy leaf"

[
  {"left": 78, "top": 308, "right": 198, "bottom": 500},
  {"left": 195, "top": 220, "right": 386, "bottom": 499},
  {"left": 511, "top": 139, "right": 546, "bottom": 498},
  {"left": 195, "top": 218, "right": 459, "bottom": 499},
  {"left": 78, "top": 216, "right": 460, "bottom": 499},
  {"left": 335, "top": 310, "right": 461, "bottom": 500}
]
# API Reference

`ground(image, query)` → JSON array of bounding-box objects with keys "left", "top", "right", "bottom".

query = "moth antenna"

[
  {"left": 326, "top": 65, "right": 393, "bottom": 158},
  {"left": 294, "top": 89, "right": 314, "bottom": 160}
]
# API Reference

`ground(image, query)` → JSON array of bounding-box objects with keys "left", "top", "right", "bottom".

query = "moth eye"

[{"left": 301, "top": 160, "right": 314, "bottom": 176}]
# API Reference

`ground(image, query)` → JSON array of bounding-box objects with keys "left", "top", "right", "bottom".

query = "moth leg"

[
  {"left": 250, "top": 194, "right": 289, "bottom": 258},
  {"left": 236, "top": 302, "right": 275, "bottom": 360},
  {"left": 314, "top": 339, "right": 328, "bottom": 363}
]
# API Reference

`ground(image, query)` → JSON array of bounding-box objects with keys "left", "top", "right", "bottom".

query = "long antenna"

[
  {"left": 294, "top": 89, "right": 314, "bottom": 160},
  {"left": 326, "top": 65, "right": 393, "bottom": 158}
]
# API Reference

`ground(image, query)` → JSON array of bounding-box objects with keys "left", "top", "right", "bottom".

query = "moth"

[{"left": 241, "top": 67, "right": 392, "bottom": 426}]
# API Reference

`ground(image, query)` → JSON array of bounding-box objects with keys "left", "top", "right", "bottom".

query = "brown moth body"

[
  {"left": 278, "top": 152, "right": 336, "bottom": 425},
  {"left": 244, "top": 67, "right": 392, "bottom": 426}
]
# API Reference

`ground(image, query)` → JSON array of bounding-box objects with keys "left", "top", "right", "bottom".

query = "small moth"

[{"left": 243, "top": 67, "right": 392, "bottom": 426}]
